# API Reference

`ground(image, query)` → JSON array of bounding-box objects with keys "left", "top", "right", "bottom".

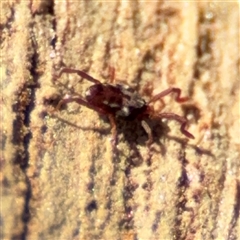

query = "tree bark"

[{"left": 1, "top": 1, "right": 239, "bottom": 239}]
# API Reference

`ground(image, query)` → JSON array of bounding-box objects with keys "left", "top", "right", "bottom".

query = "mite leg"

[
  {"left": 56, "top": 95, "right": 106, "bottom": 115},
  {"left": 141, "top": 120, "right": 153, "bottom": 147},
  {"left": 108, "top": 114, "right": 118, "bottom": 148},
  {"left": 148, "top": 87, "right": 189, "bottom": 104},
  {"left": 141, "top": 120, "right": 154, "bottom": 165},
  {"left": 56, "top": 68, "right": 100, "bottom": 84},
  {"left": 108, "top": 66, "right": 116, "bottom": 84},
  {"left": 157, "top": 112, "right": 194, "bottom": 139}
]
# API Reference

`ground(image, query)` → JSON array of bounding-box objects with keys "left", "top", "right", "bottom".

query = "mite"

[{"left": 55, "top": 68, "right": 194, "bottom": 148}]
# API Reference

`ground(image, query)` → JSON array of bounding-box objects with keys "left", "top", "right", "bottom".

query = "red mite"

[{"left": 55, "top": 68, "right": 194, "bottom": 148}]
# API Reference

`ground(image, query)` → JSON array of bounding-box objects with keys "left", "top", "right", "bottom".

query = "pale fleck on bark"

[{"left": 1, "top": 1, "right": 239, "bottom": 240}]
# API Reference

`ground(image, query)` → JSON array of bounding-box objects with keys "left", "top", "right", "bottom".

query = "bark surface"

[{"left": 1, "top": 1, "right": 239, "bottom": 239}]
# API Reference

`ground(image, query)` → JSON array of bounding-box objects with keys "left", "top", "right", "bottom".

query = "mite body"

[
  {"left": 55, "top": 68, "right": 194, "bottom": 149},
  {"left": 85, "top": 83, "right": 147, "bottom": 120}
]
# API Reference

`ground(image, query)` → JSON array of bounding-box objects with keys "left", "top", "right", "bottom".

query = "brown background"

[{"left": 1, "top": 1, "right": 239, "bottom": 239}]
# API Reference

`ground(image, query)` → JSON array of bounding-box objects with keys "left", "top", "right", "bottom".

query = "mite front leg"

[
  {"left": 157, "top": 112, "right": 194, "bottom": 139},
  {"left": 148, "top": 87, "right": 189, "bottom": 104},
  {"left": 56, "top": 94, "right": 106, "bottom": 115},
  {"left": 57, "top": 68, "right": 101, "bottom": 84},
  {"left": 108, "top": 66, "right": 116, "bottom": 84}
]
